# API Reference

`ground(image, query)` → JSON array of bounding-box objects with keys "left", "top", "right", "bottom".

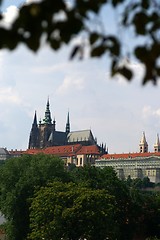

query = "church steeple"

[
  {"left": 33, "top": 111, "right": 38, "bottom": 126},
  {"left": 44, "top": 98, "right": 52, "bottom": 124},
  {"left": 65, "top": 111, "right": 70, "bottom": 134},
  {"left": 139, "top": 131, "right": 148, "bottom": 153},
  {"left": 28, "top": 111, "right": 39, "bottom": 149},
  {"left": 154, "top": 133, "right": 160, "bottom": 152}
]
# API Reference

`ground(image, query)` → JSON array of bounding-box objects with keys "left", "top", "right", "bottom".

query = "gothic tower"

[
  {"left": 28, "top": 111, "right": 39, "bottom": 149},
  {"left": 38, "top": 98, "right": 54, "bottom": 148},
  {"left": 65, "top": 111, "right": 70, "bottom": 135},
  {"left": 139, "top": 131, "right": 148, "bottom": 153},
  {"left": 154, "top": 133, "right": 160, "bottom": 152}
]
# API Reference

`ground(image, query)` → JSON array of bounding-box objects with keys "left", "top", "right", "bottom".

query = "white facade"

[{"left": 95, "top": 155, "right": 160, "bottom": 183}]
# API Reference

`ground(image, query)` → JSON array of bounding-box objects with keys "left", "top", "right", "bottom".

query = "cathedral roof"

[
  {"left": 67, "top": 130, "right": 94, "bottom": 143},
  {"left": 48, "top": 131, "right": 67, "bottom": 145}
]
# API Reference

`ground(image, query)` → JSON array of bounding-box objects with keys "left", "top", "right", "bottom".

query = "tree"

[
  {"left": 28, "top": 181, "right": 119, "bottom": 240},
  {"left": 0, "top": 154, "right": 69, "bottom": 240},
  {"left": 70, "top": 166, "right": 134, "bottom": 239},
  {"left": 0, "top": 0, "right": 160, "bottom": 84}
]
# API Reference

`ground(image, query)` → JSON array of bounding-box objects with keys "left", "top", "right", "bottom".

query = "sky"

[{"left": 0, "top": 0, "right": 160, "bottom": 153}]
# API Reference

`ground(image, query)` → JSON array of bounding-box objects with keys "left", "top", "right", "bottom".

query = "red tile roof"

[
  {"left": 25, "top": 149, "right": 43, "bottom": 154},
  {"left": 100, "top": 152, "right": 160, "bottom": 160},
  {"left": 9, "top": 150, "right": 26, "bottom": 155},
  {"left": 43, "top": 144, "right": 82, "bottom": 156},
  {"left": 25, "top": 144, "right": 100, "bottom": 157},
  {"left": 76, "top": 145, "right": 100, "bottom": 155}
]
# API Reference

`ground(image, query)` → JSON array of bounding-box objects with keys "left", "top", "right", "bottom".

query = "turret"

[
  {"left": 154, "top": 133, "right": 160, "bottom": 152},
  {"left": 139, "top": 131, "right": 148, "bottom": 153},
  {"left": 53, "top": 117, "right": 56, "bottom": 131}
]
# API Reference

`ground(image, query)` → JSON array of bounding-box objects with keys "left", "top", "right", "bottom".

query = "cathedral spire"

[
  {"left": 44, "top": 98, "right": 52, "bottom": 124},
  {"left": 139, "top": 131, "right": 148, "bottom": 153},
  {"left": 33, "top": 111, "right": 37, "bottom": 126},
  {"left": 28, "top": 111, "right": 39, "bottom": 149},
  {"left": 65, "top": 111, "right": 70, "bottom": 134}
]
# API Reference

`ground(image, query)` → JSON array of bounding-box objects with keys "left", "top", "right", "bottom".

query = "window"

[{"left": 80, "top": 157, "right": 82, "bottom": 165}]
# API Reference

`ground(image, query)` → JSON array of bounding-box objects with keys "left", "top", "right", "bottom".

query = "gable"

[{"left": 67, "top": 130, "right": 95, "bottom": 143}]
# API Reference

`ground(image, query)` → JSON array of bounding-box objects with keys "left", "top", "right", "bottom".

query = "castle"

[{"left": 28, "top": 99, "right": 106, "bottom": 153}]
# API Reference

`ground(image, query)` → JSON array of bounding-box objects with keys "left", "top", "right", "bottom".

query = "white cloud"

[
  {"left": 56, "top": 75, "right": 85, "bottom": 95},
  {"left": 153, "top": 108, "right": 160, "bottom": 117},
  {"left": 0, "top": 5, "right": 18, "bottom": 28},
  {"left": 142, "top": 106, "right": 160, "bottom": 118},
  {"left": 0, "top": 87, "right": 21, "bottom": 104}
]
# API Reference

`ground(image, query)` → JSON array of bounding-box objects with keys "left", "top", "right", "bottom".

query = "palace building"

[{"left": 95, "top": 132, "right": 160, "bottom": 183}]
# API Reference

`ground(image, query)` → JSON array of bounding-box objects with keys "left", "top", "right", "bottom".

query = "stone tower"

[
  {"left": 38, "top": 98, "right": 54, "bottom": 148},
  {"left": 139, "top": 131, "right": 148, "bottom": 153},
  {"left": 154, "top": 133, "right": 160, "bottom": 152}
]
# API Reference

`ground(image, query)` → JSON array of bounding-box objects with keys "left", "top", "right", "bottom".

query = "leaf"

[
  {"left": 111, "top": 0, "right": 125, "bottom": 7},
  {"left": 91, "top": 45, "right": 106, "bottom": 57},
  {"left": 89, "top": 32, "right": 100, "bottom": 45},
  {"left": 118, "top": 66, "right": 133, "bottom": 81},
  {"left": 50, "top": 39, "right": 61, "bottom": 50},
  {"left": 70, "top": 45, "right": 81, "bottom": 59},
  {"left": 135, "top": 46, "right": 148, "bottom": 62},
  {"left": 107, "top": 36, "right": 120, "bottom": 56},
  {"left": 141, "top": 0, "right": 149, "bottom": 9},
  {"left": 132, "top": 12, "right": 149, "bottom": 35}
]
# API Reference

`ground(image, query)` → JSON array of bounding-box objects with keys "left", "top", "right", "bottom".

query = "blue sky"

[{"left": 0, "top": 0, "right": 160, "bottom": 153}]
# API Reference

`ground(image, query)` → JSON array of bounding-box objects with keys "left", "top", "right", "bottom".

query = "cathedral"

[{"left": 28, "top": 99, "right": 106, "bottom": 152}]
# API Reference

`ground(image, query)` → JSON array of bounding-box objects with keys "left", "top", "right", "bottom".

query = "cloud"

[
  {"left": 142, "top": 106, "right": 160, "bottom": 118},
  {"left": 0, "top": 87, "right": 21, "bottom": 104},
  {"left": 0, "top": 5, "right": 18, "bottom": 28},
  {"left": 56, "top": 75, "right": 85, "bottom": 95}
]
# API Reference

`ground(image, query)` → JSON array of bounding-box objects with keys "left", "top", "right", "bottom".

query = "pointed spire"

[
  {"left": 44, "top": 97, "right": 52, "bottom": 124},
  {"left": 65, "top": 111, "right": 70, "bottom": 134},
  {"left": 140, "top": 131, "right": 147, "bottom": 144},
  {"left": 139, "top": 131, "right": 148, "bottom": 153},
  {"left": 154, "top": 133, "right": 160, "bottom": 152},
  {"left": 155, "top": 133, "right": 160, "bottom": 145},
  {"left": 28, "top": 111, "right": 39, "bottom": 149},
  {"left": 33, "top": 111, "right": 38, "bottom": 126}
]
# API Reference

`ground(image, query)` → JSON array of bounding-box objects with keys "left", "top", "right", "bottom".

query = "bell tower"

[
  {"left": 139, "top": 131, "right": 148, "bottom": 153},
  {"left": 154, "top": 133, "right": 160, "bottom": 152}
]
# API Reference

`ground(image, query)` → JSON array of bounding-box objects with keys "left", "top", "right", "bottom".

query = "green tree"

[
  {"left": 70, "top": 166, "right": 134, "bottom": 239},
  {"left": 0, "top": 154, "right": 69, "bottom": 240},
  {"left": 0, "top": 0, "right": 160, "bottom": 84},
  {"left": 28, "top": 181, "right": 119, "bottom": 240}
]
